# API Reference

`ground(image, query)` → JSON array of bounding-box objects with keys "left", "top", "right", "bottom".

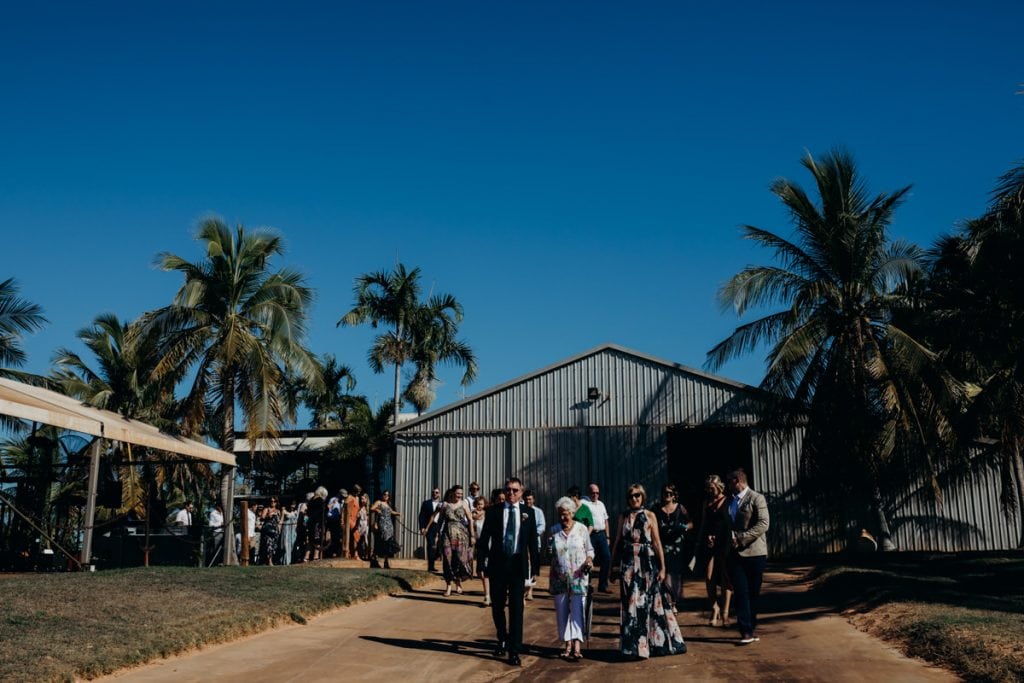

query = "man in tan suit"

[{"left": 727, "top": 468, "right": 769, "bottom": 645}]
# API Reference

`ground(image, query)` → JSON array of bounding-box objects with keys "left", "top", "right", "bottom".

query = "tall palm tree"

[
  {"left": 403, "top": 293, "right": 477, "bottom": 414},
  {"left": 707, "top": 149, "right": 965, "bottom": 549},
  {"left": 340, "top": 264, "right": 476, "bottom": 423},
  {"left": 924, "top": 161, "right": 1024, "bottom": 546},
  {"left": 143, "top": 218, "right": 322, "bottom": 564},
  {"left": 0, "top": 277, "right": 47, "bottom": 376}
]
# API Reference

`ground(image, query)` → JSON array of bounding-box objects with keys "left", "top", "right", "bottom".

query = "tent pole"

[{"left": 81, "top": 437, "right": 103, "bottom": 571}]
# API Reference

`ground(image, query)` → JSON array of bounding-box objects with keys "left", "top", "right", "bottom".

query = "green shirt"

[{"left": 573, "top": 503, "right": 594, "bottom": 530}]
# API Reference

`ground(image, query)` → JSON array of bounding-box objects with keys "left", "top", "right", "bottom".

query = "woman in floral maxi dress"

[
  {"left": 612, "top": 483, "right": 687, "bottom": 659},
  {"left": 429, "top": 485, "right": 475, "bottom": 596}
]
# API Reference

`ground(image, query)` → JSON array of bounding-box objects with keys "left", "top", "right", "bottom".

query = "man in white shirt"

[
  {"left": 174, "top": 502, "right": 194, "bottom": 531},
  {"left": 582, "top": 484, "right": 612, "bottom": 592},
  {"left": 523, "top": 490, "right": 546, "bottom": 600}
]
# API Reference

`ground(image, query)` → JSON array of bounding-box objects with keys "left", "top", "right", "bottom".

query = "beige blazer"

[{"left": 733, "top": 488, "right": 769, "bottom": 558}]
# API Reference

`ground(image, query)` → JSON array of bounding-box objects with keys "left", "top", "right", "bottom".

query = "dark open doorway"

[{"left": 666, "top": 425, "right": 753, "bottom": 518}]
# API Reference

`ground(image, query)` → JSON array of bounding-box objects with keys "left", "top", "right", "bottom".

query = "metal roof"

[
  {"left": 392, "top": 342, "right": 765, "bottom": 433},
  {"left": 0, "top": 377, "right": 235, "bottom": 465}
]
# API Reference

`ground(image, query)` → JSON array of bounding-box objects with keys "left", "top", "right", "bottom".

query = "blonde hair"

[
  {"left": 705, "top": 474, "right": 725, "bottom": 497},
  {"left": 626, "top": 483, "right": 646, "bottom": 506}
]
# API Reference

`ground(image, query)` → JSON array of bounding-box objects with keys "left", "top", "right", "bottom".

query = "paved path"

[{"left": 103, "top": 564, "right": 958, "bottom": 683}]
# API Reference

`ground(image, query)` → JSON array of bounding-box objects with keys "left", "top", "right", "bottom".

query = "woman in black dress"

[
  {"left": 650, "top": 483, "right": 692, "bottom": 613},
  {"left": 696, "top": 474, "right": 733, "bottom": 626}
]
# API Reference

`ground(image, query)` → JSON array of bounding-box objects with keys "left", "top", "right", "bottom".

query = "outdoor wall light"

[{"left": 587, "top": 387, "right": 601, "bottom": 401}]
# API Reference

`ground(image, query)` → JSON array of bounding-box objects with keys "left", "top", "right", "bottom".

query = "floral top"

[{"left": 549, "top": 521, "right": 595, "bottom": 595}]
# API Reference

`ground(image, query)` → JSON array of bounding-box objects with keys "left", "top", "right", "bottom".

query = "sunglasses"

[
  {"left": 505, "top": 487, "right": 521, "bottom": 493},
  {"left": 630, "top": 492, "right": 643, "bottom": 499}
]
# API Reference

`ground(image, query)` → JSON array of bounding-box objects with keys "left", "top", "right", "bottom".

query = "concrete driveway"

[{"left": 102, "top": 564, "right": 957, "bottom": 682}]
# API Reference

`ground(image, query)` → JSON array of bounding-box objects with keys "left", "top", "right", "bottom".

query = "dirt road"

[{"left": 102, "top": 564, "right": 957, "bottom": 682}]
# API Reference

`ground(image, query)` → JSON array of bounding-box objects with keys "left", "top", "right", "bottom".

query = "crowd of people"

[
  {"left": 187, "top": 483, "right": 410, "bottom": 568},
  {"left": 417, "top": 468, "right": 770, "bottom": 665}
]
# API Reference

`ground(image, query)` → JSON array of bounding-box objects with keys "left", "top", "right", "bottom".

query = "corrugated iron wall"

[{"left": 392, "top": 347, "right": 1022, "bottom": 558}]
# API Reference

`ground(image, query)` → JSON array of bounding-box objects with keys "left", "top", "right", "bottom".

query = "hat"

[{"left": 339, "top": 488, "right": 349, "bottom": 497}]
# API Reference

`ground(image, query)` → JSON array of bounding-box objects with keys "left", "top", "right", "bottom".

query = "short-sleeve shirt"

[{"left": 573, "top": 503, "right": 594, "bottom": 529}]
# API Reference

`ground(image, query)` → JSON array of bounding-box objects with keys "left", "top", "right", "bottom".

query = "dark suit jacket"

[
  {"left": 418, "top": 499, "right": 439, "bottom": 530},
  {"left": 478, "top": 502, "right": 540, "bottom": 578}
]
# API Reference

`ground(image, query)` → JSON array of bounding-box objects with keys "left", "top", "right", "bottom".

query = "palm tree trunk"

[
  {"left": 872, "top": 486, "right": 897, "bottom": 551},
  {"left": 1010, "top": 440, "right": 1024, "bottom": 549},
  {"left": 221, "top": 373, "right": 237, "bottom": 566},
  {"left": 391, "top": 317, "right": 403, "bottom": 426}
]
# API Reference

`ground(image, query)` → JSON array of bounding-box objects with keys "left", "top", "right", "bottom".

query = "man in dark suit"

[
  {"left": 418, "top": 486, "right": 442, "bottom": 572},
  {"left": 478, "top": 476, "right": 540, "bottom": 666}
]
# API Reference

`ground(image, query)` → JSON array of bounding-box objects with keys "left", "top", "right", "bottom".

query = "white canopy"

[{"left": 0, "top": 377, "right": 234, "bottom": 465}]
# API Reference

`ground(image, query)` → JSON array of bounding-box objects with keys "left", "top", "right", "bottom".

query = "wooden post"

[
  {"left": 80, "top": 438, "right": 103, "bottom": 571},
  {"left": 342, "top": 496, "right": 350, "bottom": 559},
  {"left": 240, "top": 500, "right": 250, "bottom": 567}
]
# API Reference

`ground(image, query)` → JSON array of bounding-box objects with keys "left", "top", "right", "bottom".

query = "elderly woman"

[
  {"left": 612, "top": 483, "right": 687, "bottom": 659},
  {"left": 549, "top": 496, "right": 595, "bottom": 661}
]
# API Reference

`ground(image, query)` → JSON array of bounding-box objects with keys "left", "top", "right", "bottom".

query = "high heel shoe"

[
  {"left": 444, "top": 584, "right": 452, "bottom": 597},
  {"left": 455, "top": 584, "right": 463, "bottom": 595},
  {"left": 710, "top": 604, "right": 722, "bottom": 627},
  {"left": 483, "top": 594, "right": 491, "bottom": 606}
]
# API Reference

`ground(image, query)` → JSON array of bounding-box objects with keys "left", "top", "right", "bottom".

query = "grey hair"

[
  {"left": 554, "top": 496, "right": 577, "bottom": 514},
  {"left": 315, "top": 486, "right": 328, "bottom": 499}
]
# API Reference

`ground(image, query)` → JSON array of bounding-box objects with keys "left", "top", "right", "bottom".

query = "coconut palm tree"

[
  {"left": 707, "top": 149, "right": 966, "bottom": 549},
  {"left": 0, "top": 277, "right": 47, "bottom": 377},
  {"left": 51, "top": 313, "right": 204, "bottom": 519},
  {"left": 403, "top": 293, "right": 477, "bottom": 415},
  {"left": 302, "top": 354, "right": 358, "bottom": 428},
  {"left": 143, "top": 218, "right": 322, "bottom": 564},
  {"left": 923, "top": 161, "right": 1024, "bottom": 546},
  {"left": 340, "top": 264, "right": 476, "bottom": 423}
]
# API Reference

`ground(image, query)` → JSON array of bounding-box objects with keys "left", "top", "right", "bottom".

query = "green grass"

[
  {"left": 811, "top": 554, "right": 1024, "bottom": 683},
  {"left": 0, "top": 565, "right": 432, "bottom": 682}
]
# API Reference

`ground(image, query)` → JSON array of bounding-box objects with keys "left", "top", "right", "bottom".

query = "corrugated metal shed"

[{"left": 391, "top": 344, "right": 1021, "bottom": 558}]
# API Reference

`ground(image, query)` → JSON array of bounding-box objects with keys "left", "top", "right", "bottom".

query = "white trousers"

[{"left": 554, "top": 593, "right": 586, "bottom": 641}]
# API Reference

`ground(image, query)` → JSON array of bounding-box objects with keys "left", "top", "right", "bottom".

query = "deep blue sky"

[{"left": 2, "top": 2, "right": 1022, "bottom": 420}]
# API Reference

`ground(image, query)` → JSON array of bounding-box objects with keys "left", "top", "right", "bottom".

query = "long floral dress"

[
  {"left": 375, "top": 503, "right": 397, "bottom": 558},
  {"left": 440, "top": 502, "right": 473, "bottom": 582},
  {"left": 259, "top": 509, "right": 281, "bottom": 565},
  {"left": 617, "top": 510, "right": 687, "bottom": 658}
]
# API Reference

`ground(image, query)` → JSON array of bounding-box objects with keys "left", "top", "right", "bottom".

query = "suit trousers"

[
  {"left": 729, "top": 554, "right": 767, "bottom": 637},
  {"left": 489, "top": 553, "right": 527, "bottom": 653},
  {"left": 590, "top": 530, "right": 612, "bottom": 590},
  {"left": 425, "top": 527, "right": 439, "bottom": 570}
]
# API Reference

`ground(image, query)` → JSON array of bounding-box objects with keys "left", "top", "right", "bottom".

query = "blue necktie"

[
  {"left": 729, "top": 496, "right": 739, "bottom": 522},
  {"left": 503, "top": 504, "right": 516, "bottom": 555}
]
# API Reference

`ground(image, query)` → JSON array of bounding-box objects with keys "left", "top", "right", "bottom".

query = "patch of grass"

[
  {"left": 812, "top": 553, "right": 1024, "bottom": 682},
  {"left": 0, "top": 566, "right": 432, "bottom": 682}
]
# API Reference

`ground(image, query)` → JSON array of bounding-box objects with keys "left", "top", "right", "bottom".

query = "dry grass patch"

[
  {"left": 812, "top": 555, "right": 1024, "bottom": 683},
  {"left": 0, "top": 565, "right": 432, "bottom": 682}
]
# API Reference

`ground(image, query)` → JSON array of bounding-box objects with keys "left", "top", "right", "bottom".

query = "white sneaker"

[{"left": 739, "top": 636, "right": 760, "bottom": 645}]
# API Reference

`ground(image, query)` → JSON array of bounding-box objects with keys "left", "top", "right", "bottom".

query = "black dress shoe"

[
  {"left": 494, "top": 641, "right": 507, "bottom": 658},
  {"left": 508, "top": 653, "right": 521, "bottom": 666}
]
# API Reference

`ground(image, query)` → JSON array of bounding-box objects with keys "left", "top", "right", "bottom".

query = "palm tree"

[
  {"left": 0, "top": 277, "right": 47, "bottom": 376},
  {"left": 707, "top": 149, "right": 965, "bottom": 549},
  {"left": 51, "top": 314, "right": 203, "bottom": 519},
  {"left": 303, "top": 354, "right": 358, "bottom": 428},
  {"left": 403, "top": 294, "right": 477, "bottom": 415},
  {"left": 923, "top": 161, "right": 1024, "bottom": 546},
  {"left": 143, "top": 218, "right": 322, "bottom": 564},
  {"left": 339, "top": 264, "right": 476, "bottom": 423}
]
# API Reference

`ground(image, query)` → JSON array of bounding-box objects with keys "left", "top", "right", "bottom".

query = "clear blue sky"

[{"left": 2, "top": 2, "right": 1022, "bottom": 420}]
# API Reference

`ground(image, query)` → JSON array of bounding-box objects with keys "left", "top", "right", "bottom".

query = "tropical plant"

[
  {"left": 320, "top": 397, "right": 395, "bottom": 494},
  {"left": 51, "top": 313, "right": 207, "bottom": 519},
  {"left": 706, "top": 149, "right": 966, "bottom": 549},
  {"left": 339, "top": 263, "right": 476, "bottom": 423},
  {"left": 923, "top": 161, "right": 1024, "bottom": 547},
  {"left": 0, "top": 277, "right": 47, "bottom": 376},
  {"left": 302, "top": 354, "right": 358, "bottom": 428},
  {"left": 142, "top": 218, "right": 322, "bottom": 563}
]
